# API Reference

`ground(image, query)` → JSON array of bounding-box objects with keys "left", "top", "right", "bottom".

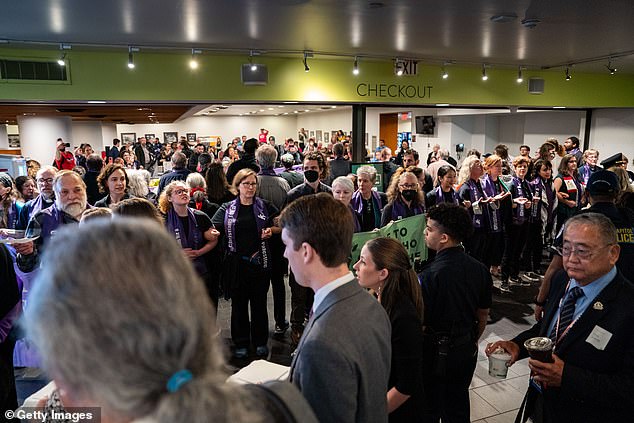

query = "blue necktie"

[{"left": 550, "top": 286, "right": 584, "bottom": 342}]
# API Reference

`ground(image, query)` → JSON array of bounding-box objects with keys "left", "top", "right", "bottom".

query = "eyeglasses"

[
  {"left": 241, "top": 182, "right": 257, "bottom": 187},
  {"left": 37, "top": 178, "right": 54, "bottom": 185},
  {"left": 172, "top": 189, "right": 188, "bottom": 195},
  {"left": 399, "top": 183, "right": 418, "bottom": 189},
  {"left": 556, "top": 243, "right": 614, "bottom": 260}
]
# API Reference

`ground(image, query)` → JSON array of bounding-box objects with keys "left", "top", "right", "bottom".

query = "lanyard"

[{"left": 553, "top": 280, "right": 583, "bottom": 350}]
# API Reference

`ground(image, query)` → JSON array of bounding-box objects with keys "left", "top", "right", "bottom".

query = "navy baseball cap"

[{"left": 586, "top": 170, "right": 619, "bottom": 195}]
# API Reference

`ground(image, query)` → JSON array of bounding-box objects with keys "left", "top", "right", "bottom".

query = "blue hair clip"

[{"left": 166, "top": 369, "right": 193, "bottom": 393}]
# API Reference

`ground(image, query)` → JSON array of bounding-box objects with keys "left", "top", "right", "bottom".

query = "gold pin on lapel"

[{"left": 593, "top": 301, "right": 604, "bottom": 311}]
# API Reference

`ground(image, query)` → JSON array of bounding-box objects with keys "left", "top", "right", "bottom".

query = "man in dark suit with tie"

[
  {"left": 486, "top": 212, "right": 634, "bottom": 422},
  {"left": 280, "top": 193, "right": 391, "bottom": 423}
]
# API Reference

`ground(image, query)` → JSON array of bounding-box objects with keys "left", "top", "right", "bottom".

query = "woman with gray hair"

[
  {"left": 127, "top": 169, "right": 158, "bottom": 205},
  {"left": 24, "top": 219, "right": 317, "bottom": 423},
  {"left": 351, "top": 165, "right": 387, "bottom": 231},
  {"left": 332, "top": 176, "right": 361, "bottom": 232}
]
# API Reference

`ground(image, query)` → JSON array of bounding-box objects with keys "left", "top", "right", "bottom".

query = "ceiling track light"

[
  {"left": 394, "top": 58, "right": 404, "bottom": 76},
  {"left": 57, "top": 43, "right": 70, "bottom": 66},
  {"left": 189, "top": 48, "right": 201, "bottom": 69},
  {"left": 606, "top": 59, "right": 617, "bottom": 75},
  {"left": 303, "top": 51, "right": 310, "bottom": 72},
  {"left": 127, "top": 46, "right": 139, "bottom": 69},
  {"left": 516, "top": 66, "right": 524, "bottom": 83},
  {"left": 249, "top": 50, "right": 257, "bottom": 71},
  {"left": 481, "top": 64, "right": 488, "bottom": 81},
  {"left": 352, "top": 56, "right": 359, "bottom": 75},
  {"left": 565, "top": 66, "right": 571, "bottom": 81}
]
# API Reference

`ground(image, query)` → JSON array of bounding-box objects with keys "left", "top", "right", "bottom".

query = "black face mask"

[
  {"left": 401, "top": 189, "right": 417, "bottom": 202},
  {"left": 304, "top": 170, "right": 320, "bottom": 183}
]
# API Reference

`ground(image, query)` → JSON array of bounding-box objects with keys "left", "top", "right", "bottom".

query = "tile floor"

[
  {"left": 16, "top": 271, "right": 539, "bottom": 423},
  {"left": 216, "top": 273, "right": 540, "bottom": 423}
]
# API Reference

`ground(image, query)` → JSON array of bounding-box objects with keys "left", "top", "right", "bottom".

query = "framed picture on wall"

[
  {"left": 316, "top": 130, "right": 322, "bottom": 142},
  {"left": 163, "top": 132, "right": 178, "bottom": 144},
  {"left": 186, "top": 133, "right": 197, "bottom": 144},
  {"left": 309, "top": 131, "right": 315, "bottom": 138},
  {"left": 144, "top": 133, "right": 155, "bottom": 141},
  {"left": 121, "top": 133, "right": 136, "bottom": 145},
  {"left": 7, "top": 134, "right": 19, "bottom": 149}
]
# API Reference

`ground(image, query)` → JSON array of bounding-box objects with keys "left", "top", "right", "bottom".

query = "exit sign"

[{"left": 395, "top": 60, "right": 418, "bottom": 76}]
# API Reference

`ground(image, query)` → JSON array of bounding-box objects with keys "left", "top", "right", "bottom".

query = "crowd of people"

[{"left": 0, "top": 130, "right": 633, "bottom": 422}]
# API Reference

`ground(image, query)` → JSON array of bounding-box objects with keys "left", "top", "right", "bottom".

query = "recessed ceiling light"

[
  {"left": 88, "top": 100, "right": 106, "bottom": 104},
  {"left": 278, "top": 105, "right": 284, "bottom": 108},
  {"left": 331, "top": 106, "right": 337, "bottom": 109},
  {"left": 283, "top": 112, "right": 289, "bottom": 115},
  {"left": 268, "top": 107, "right": 274, "bottom": 110},
  {"left": 259, "top": 109, "right": 265, "bottom": 112},
  {"left": 435, "top": 103, "right": 449, "bottom": 107},
  {"left": 553, "top": 106, "right": 566, "bottom": 109},
  {"left": 294, "top": 111, "right": 299, "bottom": 113},
  {"left": 304, "top": 109, "right": 310, "bottom": 112}
]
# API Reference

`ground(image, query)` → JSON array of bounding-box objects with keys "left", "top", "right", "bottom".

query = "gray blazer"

[{"left": 289, "top": 280, "right": 391, "bottom": 423}]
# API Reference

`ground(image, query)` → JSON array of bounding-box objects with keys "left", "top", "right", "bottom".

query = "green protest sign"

[{"left": 349, "top": 214, "right": 427, "bottom": 270}]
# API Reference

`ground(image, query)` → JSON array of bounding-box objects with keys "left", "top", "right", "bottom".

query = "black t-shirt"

[
  {"left": 175, "top": 209, "right": 212, "bottom": 242},
  {"left": 419, "top": 246, "right": 493, "bottom": 335},
  {"left": 212, "top": 199, "right": 279, "bottom": 256}
]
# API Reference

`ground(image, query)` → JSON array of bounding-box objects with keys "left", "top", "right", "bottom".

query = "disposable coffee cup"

[
  {"left": 488, "top": 350, "right": 512, "bottom": 378},
  {"left": 524, "top": 337, "right": 554, "bottom": 363}
]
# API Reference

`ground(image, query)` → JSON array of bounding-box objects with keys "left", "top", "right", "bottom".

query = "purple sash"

[
  {"left": 6, "top": 201, "right": 19, "bottom": 229},
  {"left": 29, "top": 194, "right": 49, "bottom": 219},
  {"left": 351, "top": 190, "right": 383, "bottom": 228},
  {"left": 167, "top": 207, "right": 207, "bottom": 275},
  {"left": 391, "top": 198, "right": 424, "bottom": 221},
  {"left": 511, "top": 177, "right": 529, "bottom": 225},
  {"left": 465, "top": 179, "right": 487, "bottom": 229},
  {"left": 259, "top": 168, "right": 279, "bottom": 177},
  {"left": 482, "top": 175, "right": 506, "bottom": 233},
  {"left": 434, "top": 186, "right": 459, "bottom": 205},
  {"left": 224, "top": 197, "right": 271, "bottom": 270}
]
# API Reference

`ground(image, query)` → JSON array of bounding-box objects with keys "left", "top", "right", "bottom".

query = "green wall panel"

[{"left": 1, "top": 48, "right": 633, "bottom": 107}]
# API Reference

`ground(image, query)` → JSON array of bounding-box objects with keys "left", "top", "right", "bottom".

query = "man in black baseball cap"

[{"left": 534, "top": 169, "right": 634, "bottom": 320}]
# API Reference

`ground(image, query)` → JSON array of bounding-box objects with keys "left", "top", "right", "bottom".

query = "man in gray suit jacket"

[{"left": 280, "top": 193, "right": 391, "bottom": 423}]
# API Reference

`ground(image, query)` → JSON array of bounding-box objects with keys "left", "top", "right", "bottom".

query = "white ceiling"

[{"left": 2, "top": 0, "right": 634, "bottom": 74}]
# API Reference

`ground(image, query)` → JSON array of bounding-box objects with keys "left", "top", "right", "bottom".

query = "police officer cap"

[
  {"left": 600, "top": 152, "right": 626, "bottom": 170},
  {"left": 586, "top": 169, "right": 619, "bottom": 196}
]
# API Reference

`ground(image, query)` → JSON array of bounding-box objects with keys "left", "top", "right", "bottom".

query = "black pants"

[
  {"left": 502, "top": 222, "right": 529, "bottom": 280},
  {"left": 484, "top": 231, "right": 504, "bottom": 267},
  {"left": 289, "top": 271, "right": 314, "bottom": 330},
  {"left": 422, "top": 342, "right": 478, "bottom": 423},
  {"left": 0, "top": 338, "right": 18, "bottom": 418},
  {"left": 269, "top": 235, "right": 287, "bottom": 327},
  {"left": 231, "top": 262, "right": 270, "bottom": 348},
  {"left": 465, "top": 229, "right": 488, "bottom": 264},
  {"left": 522, "top": 221, "right": 544, "bottom": 272}
]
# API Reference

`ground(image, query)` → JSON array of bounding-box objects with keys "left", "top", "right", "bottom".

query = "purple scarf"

[
  {"left": 481, "top": 175, "right": 506, "bottom": 233},
  {"left": 434, "top": 186, "right": 459, "bottom": 205},
  {"left": 511, "top": 177, "right": 529, "bottom": 225},
  {"left": 258, "top": 168, "right": 279, "bottom": 177},
  {"left": 224, "top": 197, "right": 271, "bottom": 270},
  {"left": 167, "top": 207, "right": 207, "bottom": 275},
  {"left": 30, "top": 194, "right": 51, "bottom": 218},
  {"left": 529, "top": 178, "right": 556, "bottom": 223},
  {"left": 351, "top": 190, "right": 383, "bottom": 228},
  {"left": 465, "top": 179, "right": 487, "bottom": 229},
  {"left": 391, "top": 198, "right": 424, "bottom": 221},
  {"left": 4, "top": 200, "right": 19, "bottom": 229}
]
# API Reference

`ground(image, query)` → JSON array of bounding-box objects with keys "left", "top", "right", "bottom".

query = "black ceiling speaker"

[
  {"left": 528, "top": 78, "right": 545, "bottom": 94},
  {"left": 241, "top": 64, "right": 268, "bottom": 86}
]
